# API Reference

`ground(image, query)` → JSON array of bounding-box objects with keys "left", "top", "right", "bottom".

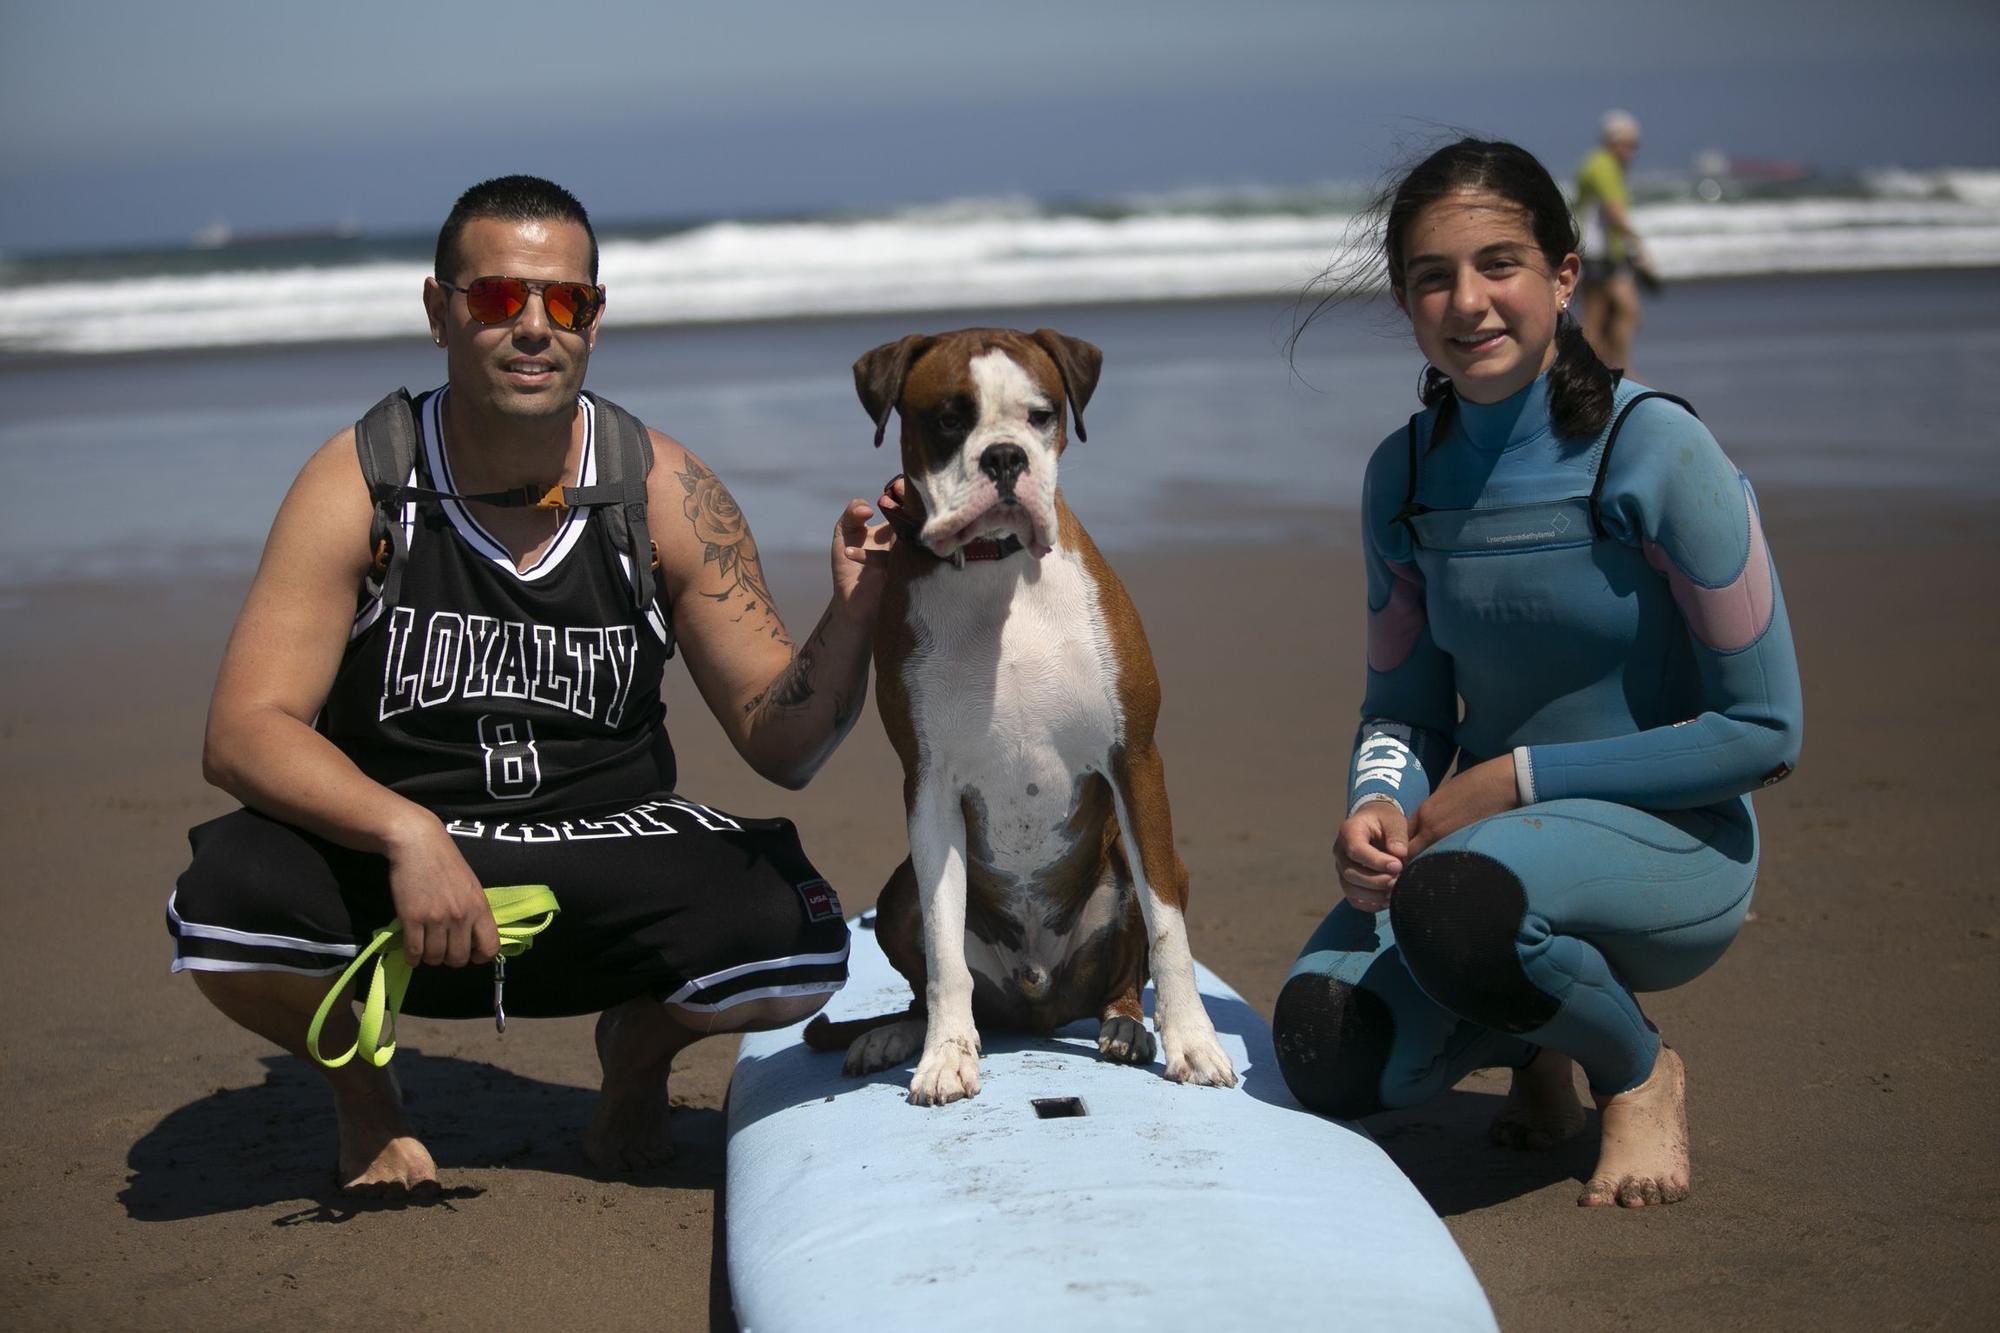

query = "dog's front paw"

[
  {"left": 1162, "top": 1025, "right": 1237, "bottom": 1088},
  {"left": 843, "top": 1020, "right": 926, "bottom": 1076},
  {"left": 1097, "top": 1014, "right": 1157, "bottom": 1065},
  {"left": 908, "top": 1034, "right": 981, "bottom": 1105}
]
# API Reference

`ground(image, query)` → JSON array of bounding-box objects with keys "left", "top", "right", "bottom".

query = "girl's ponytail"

[{"left": 1546, "top": 308, "right": 1615, "bottom": 441}]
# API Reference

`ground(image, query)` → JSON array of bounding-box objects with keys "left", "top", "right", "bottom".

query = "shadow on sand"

[
  {"left": 126, "top": 1050, "right": 746, "bottom": 1328},
  {"left": 120, "top": 1050, "right": 727, "bottom": 1220},
  {"left": 1362, "top": 1088, "right": 1596, "bottom": 1216}
]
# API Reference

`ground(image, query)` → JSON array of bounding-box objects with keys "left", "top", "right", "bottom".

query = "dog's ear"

[
  {"left": 1030, "top": 329, "right": 1103, "bottom": 444},
  {"left": 853, "top": 334, "right": 932, "bottom": 448}
]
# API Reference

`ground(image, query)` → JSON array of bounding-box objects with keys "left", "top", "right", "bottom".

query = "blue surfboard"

[{"left": 726, "top": 915, "right": 1495, "bottom": 1332}]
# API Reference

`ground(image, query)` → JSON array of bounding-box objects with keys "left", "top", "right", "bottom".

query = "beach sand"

[{"left": 2, "top": 482, "right": 1995, "bottom": 1330}]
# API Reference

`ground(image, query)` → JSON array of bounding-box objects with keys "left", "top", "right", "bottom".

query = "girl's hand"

[
  {"left": 1408, "top": 755, "right": 1520, "bottom": 856},
  {"left": 1335, "top": 799, "right": 1409, "bottom": 914}
]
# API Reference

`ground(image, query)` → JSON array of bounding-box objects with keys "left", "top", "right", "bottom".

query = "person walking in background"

[
  {"left": 1273, "top": 138, "right": 1801, "bottom": 1208},
  {"left": 1574, "top": 109, "right": 1655, "bottom": 370}
]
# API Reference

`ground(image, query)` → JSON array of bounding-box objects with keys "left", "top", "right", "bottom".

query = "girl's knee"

[
  {"left": 1390, "top": 850, "right": 1556, "bottom": 1035},
  {"left": 1272, "top": 972, "right": 1397, "bottom": 1119}
]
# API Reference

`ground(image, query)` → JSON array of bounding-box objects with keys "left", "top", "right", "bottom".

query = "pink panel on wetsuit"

[
  {"left": 1367, "top": 560, "right": 1426, "bottom": 672},
  {"left": 1643, "top": 490, "right": 1775, "bottom": 652}
]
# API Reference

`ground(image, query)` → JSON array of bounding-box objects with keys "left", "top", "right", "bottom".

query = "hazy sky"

[{"left": 4, "top": 0, "right": 1995, "bottom": 253}]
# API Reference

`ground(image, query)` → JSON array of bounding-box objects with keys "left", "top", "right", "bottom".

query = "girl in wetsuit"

[{"left": 1272, "top": 139, "right": 1802, "bottom": 1208}]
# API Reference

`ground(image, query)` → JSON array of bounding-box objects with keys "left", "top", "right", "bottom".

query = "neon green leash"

[{"left": 307, "top": 884, "right": 560, "bottom": 1069}]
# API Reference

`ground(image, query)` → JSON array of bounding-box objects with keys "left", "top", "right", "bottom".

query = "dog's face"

[{"left": 855, "top": 328, "right": 1102, "bottom": 561}]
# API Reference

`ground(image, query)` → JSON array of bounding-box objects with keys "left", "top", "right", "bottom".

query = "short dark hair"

[{"left": 434, "top": 175, "right": 599, "bottom": 283}]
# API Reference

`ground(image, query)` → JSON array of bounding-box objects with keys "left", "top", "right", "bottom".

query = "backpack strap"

[
  {"left": 583, "top": 391, "right": 660, "bottom": 617},
  {"left": 1391, "top": 411, "right": 1430, "bottom": 546},
  {"left": 1587, "top": 391, "right": 1698, "bottom": 539},
  {"left": 354, "top": 388, "right": 664, "bottom": 620},
  {"left": 354, "top": 388, "right": 422, "bottom": 607}
]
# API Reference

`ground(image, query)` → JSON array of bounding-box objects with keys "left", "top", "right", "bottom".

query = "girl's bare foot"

[
  {"left": 583, "top": 999, "right": 686, "bottom": 1172},
  {"left": 1579, "top": 1044, "right": 1690, "bottom": 1208},
  {"left": 1489, "top": 1047, "right": 1588, "bottom": 1150}
]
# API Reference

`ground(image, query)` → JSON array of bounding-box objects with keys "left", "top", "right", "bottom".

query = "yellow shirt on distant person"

[{"left": 1575, "top": 147, "right": 1630, "bottom": 265}]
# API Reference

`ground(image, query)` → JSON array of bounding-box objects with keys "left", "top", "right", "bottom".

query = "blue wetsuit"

[{"left": 1272, "top": 373, "right": 1802, "bottom": 1112}]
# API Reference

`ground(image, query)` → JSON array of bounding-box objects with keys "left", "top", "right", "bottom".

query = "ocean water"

[
  {"left": 3, "top": 170, "right": 1998, "bottom": 357},
  {"left": 2, "top": 268, "right": 1996, "bottom": 594}
]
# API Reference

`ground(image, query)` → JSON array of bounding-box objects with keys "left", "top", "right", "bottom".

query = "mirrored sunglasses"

[{"left": 438, "top": 275, "right": 604, "bottom": 332}]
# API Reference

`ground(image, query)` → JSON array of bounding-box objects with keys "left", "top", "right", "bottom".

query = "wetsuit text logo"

[{"left": 1355, "top": 733, "right": 1415, "bottom": 790}]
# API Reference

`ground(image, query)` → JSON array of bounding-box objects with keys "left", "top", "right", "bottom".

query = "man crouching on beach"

[{"left": 165, "top": 175, "right": 893, "bottom": 1195}]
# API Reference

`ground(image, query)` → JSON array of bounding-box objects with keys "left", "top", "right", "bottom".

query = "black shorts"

[
  {"left": 1582, "top": 256, "right": 1635, "bottom": 285},
  {"left": 167, "top": 794, "right": 850, "bottom": 1020}
]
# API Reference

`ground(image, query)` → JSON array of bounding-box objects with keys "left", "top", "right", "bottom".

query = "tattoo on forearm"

[
  {"left": 677, "top": 455, "right": 782, "bottom": 637},
  {"left": 747, "top": 631, "right": 821, "bottom": 724},
  {"left": 742, "top": 616, "right": 866, "bottom": 780}
]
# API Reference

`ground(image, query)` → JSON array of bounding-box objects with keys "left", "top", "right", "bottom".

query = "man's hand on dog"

[{"left": 831, "top": 493, "right": 899, "bottom": 624}]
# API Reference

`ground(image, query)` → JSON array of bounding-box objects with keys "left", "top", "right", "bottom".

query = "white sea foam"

[{"left": 4, "top": 169, "right": 1996, "bottom": 356}]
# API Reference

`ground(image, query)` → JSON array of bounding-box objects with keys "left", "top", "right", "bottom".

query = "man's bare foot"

[
  {"left": 1489, "top": 1047, "right": 1588, "bottom": 1150},
  {"left": 582, "top": 999, "right": 687, "bottom": 1172},
  {"left": 1579, "top": 1045, "right": 1690, "bottom": 1208},
  {"left": 333, "top": 1073, "right": 439, "bottom": 1197}
]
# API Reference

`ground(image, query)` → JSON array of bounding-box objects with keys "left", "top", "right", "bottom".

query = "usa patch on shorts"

[{"left": 796, "top": 878, "right": 842, "bottom": 922}]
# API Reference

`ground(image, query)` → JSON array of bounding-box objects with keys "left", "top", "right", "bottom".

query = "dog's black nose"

[{"left": 979, "top": 443, "right": 1028, "bottom": 495}]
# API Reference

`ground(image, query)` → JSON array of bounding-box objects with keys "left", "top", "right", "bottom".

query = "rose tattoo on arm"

[{"left": 678, "top": 455, "right": 782, "bottom": 637}]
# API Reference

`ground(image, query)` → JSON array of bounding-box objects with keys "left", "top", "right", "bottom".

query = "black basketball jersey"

[{"left": 319, "top": 387, "right": 678, "bottom": 817}]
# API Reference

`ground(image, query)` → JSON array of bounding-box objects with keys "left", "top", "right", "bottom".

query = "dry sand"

[{"left": 2, "top": 490, "right": 1995, "bottom": 1330}]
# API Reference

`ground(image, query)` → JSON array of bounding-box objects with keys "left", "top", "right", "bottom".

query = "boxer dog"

[{"left": 803, "top": 327, "right": 1236, "bottom": 1105}]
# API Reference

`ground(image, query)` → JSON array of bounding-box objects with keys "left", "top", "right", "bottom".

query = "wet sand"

[{"left": 1, "top": 483, "right": 1995, "bottom": 1329}]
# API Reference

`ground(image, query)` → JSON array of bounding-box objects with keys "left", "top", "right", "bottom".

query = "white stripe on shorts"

[
  {"left": 170, "top": 956, "right": 348, "bottom": 978},
  {"left": 167, "top": 889, "right": 361, "bottom": 957},
  {"left": 662, "top": 979, "right": 848, "bottom": 1013},
  {"left": 658, "top": 941, "right": 852, "bottom": 1007}
]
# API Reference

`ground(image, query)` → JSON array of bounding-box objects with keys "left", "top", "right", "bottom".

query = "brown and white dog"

[{"left": 802, "top": 327, "right": 1236, "bottom": 1105}]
